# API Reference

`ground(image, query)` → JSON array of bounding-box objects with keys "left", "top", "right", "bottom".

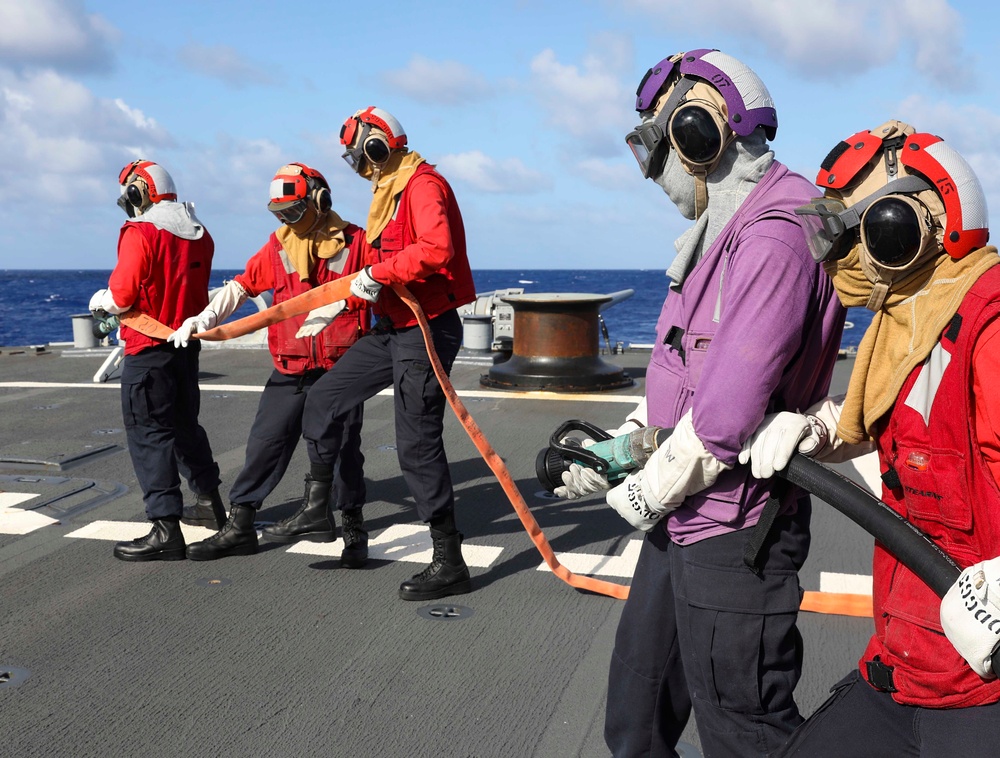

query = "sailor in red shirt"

[
  {"left": 89, "top": 159, "right": 223, "bottom": 562},
  {"left": 298, "top": 107, "right": 477, "bottom": 601},
  {"left": 167, "top": 163, "right": 370, "bottom": 565},
  {"left": 740, "top": 122, "right": 1000, "bottom": 756}
]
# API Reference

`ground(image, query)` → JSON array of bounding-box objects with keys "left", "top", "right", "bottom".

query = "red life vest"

[
  {"left": 370, "top": 163, "right": 476, "bottom": 327},
  {"left": 266, "top": 224, "right": 367, "bottom": 375},
  {"left": 117, "top": 222, "right": 214, "bottom": 355},
  {"left": 863, "top": 264, "right": 1000, "bottom": 707}
]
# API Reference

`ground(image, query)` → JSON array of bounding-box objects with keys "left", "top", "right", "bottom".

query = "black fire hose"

[
  {"left": 779, "top": 454, "right": 960, "bottom": 597},
  {"left": 780, "top": 456, "right": 1000, "bottom": 677}
]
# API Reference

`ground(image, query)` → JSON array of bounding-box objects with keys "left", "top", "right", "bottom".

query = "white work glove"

[
  {"left": 167, "top": 280, "right": 248, "bottom": 348},
  {"left": 168, "top": 314, "right": 212, "bottom": 348},
  {"left": 606, "top": 410, "right": 730, "bottom": 532},
  {"left": 554, "top": 463, "right": 610, "bottom": 500},
  {"left": 350, "top": 266, "right": 383, "bottom": 302},
  {"left": 295, "top": 300, "right": 347, "bottom": 338},
  {"left": 738, "top": 412, "right": 829, "bottom": 479},
  {"left": 941, "top": 557, "right": 1000, "bottom": 679},
  {"left": 89, "top": 288, "right": 128, "bottom": 315}
]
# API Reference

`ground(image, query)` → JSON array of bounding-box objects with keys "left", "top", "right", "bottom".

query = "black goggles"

[{"left": 794, "top": 175, "right": 933, "bottom": 263}]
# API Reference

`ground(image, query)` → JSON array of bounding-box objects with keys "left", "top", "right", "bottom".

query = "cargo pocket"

[
  {"left": 680, "top": 558, "right": 802, "bottom": 714},
  {"left": 119, "top": 370, "right": 152, "bottom": 430}
]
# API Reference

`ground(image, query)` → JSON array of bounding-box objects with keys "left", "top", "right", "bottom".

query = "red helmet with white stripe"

[
  {"left": 815, "top": 125, "right": 989, "bottom": 259},
  {"left": 117, "top": 159, "right": 177, "bottom": 217},
  {"left": 339, "top": 106, "right": 407, "bottom": 172}
]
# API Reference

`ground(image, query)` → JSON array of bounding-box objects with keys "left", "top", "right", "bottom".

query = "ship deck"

[{"left": 0, "top": 341, "right": 875, "bottom": 757}]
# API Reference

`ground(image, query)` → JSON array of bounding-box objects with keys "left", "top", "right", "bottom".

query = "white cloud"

[
  {"left": 0, "top": 69, "right": 173, "bottom": 206},
  {"left": 436, "top": 150, "right": 551, "bottom": 193},
  {"left": 572, "top": 157, "right": 641, "bottom": 190},
  {"left": 0, "top": 0, "right": 118, "bottom": 73},
  {"left": 893, "top": 94, "right": 1000, "bottom": 203},
  {"left": 177, "top": 43, "right": 276, "bottom": 88},
  {"left": 528, "top": 35, "right": 635, "bottom": 158},
  {"left": 383, "top": 55, "right": 492, "bottom": 105},
  {"left": 619, "top": 0, "right": 969, "bottom": 88}
]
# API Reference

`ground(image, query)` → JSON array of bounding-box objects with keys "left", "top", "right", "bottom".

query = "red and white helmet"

[
  {"left": 117, "top": 159, "right": 177, "bottom": 216},
  {"left": 267, "top": 162, "right": 331, "bottom": 225},
  {"left": 815, "top": 125, "right": 989, "bottom": 259},
  {"left": 340, "top": 106, "right": 407, "bottom": 172}
]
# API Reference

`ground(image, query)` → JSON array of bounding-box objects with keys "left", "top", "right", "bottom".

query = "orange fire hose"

[
  {"left": 118, "top": 286, "right": 873, "bottom": 614},
  {"left": 392, "top": 283, "right": 631, "bottom": 600}
]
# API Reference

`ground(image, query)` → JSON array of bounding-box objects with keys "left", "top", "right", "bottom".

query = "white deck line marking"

[
  {"left": 0, "top": 509, "right": 60, "bottom": 534},
  {"left": 287, "top": 524, "right": 502, "bottom": 568},
  {"left": 819, "top": 571, "right": 873, "bottom": 595},
  {"left": 537, "top": 539, "right": 641, "bottom": 578},
  {"left": 0, "top": 492, "right": 40, "bottom": 509},
  {"left": 66, "top": 521, "right": 220, "bottom": 541},
  {"left": 0, "top": 492, "right": 60, "bottom": 534},
  {"left": 0, "top": 381, "right": 643, "bottom": 404},
  {"left": 64, "top": 521, "right": 502, "bottom": 567}
]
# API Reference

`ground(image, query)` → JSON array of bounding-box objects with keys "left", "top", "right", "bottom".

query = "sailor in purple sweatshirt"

[{"left": 556, "top": 50, "right": 846, "bottom": 757}]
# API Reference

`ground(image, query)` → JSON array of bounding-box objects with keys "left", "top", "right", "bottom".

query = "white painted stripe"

[
  {"left": 819, "top": 571, "right": 873, "bottom": 595},
  {"left": 0, "top": 507, "right": 59, "bottom": 534},
  {"left": 66, "top": 520, "right": 219, "bottom": 541},
  {"left": 0, "top": 492, "right": 40, "bottom": 509},
  {"left": 64, "top": 521, "right": 501, "bottom": 568},
  {"left": 0, "top": 380, "right": 643, "bottom": 404},
  {"left": 287, "top": 523, "right": 502, "bottom": 568},
  {"left": 537, "top": 538, "right": 641, "bottom": 578}
]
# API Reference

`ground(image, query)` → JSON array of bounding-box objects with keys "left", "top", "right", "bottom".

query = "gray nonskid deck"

[{"left": 0, "top": 345, "right": 873, "bottom": 757}]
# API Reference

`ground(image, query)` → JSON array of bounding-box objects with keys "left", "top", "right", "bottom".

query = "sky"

[{"left": 0, "top": 0, "right": 997, "bottom": 272}]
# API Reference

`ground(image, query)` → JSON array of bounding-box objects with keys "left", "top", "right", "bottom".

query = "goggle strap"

[
  {"left": 849, "top": 175, "right": 934, "bottom": 223},
  {"left": 648, "top": 77, "right": 697, "bottom": 131}
]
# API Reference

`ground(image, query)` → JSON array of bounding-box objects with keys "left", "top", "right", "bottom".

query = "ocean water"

[{"left": 0, "top": 269, "right": 872, "bottom": 350}]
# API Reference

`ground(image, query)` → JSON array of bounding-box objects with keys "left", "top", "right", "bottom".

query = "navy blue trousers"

[
  {"left": 227, "top": 368, "right": 366, "bottom": 510},
  {"left": 606, "top": 498, "right": 811, "bottom": 758},
  {"left": 120, "top": 343, "right": 221, "bottom": 521},
  {"left": 302, "top": 310, "right": 462, "bottom": 523},
  {"left": 779, "top": 669, "right": 999, "bottom": 757}
]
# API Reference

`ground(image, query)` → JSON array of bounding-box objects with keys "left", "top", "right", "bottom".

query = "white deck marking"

[
  {"left": 63, "top": 521, "right": 502, "bottom": 567},
  {"left": 0, "top": 492, "right": 40, "bottom": 508},
  {"left": 0, "top": 492, "right": 60, "bottom": 534},
  {"left": 287, "top": 523, "right": 503, "bottom": 568},
  {"left": 819, "top": 571, "right": 873, "bottom": 595},
  {"left": 537, "top": 538, "right": 641, "bottom": 578},
  {"left": 66, "top": 521, "right": 220, "bottom": 541},
  {"left": 0, "top": 380, "right": 644, "bottom": 404}
]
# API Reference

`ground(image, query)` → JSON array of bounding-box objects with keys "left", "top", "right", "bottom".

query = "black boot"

[
  {"left": 398, "top": 529, "right": 472, "bottom": 601},
  {"left": 180, "top": 488, "right": 226, "bottom": 530},
  {"left": 340, "top": 508, "right": 369, "bottom": 569},
  {"left": 186, "top": 505, "right": 259, "bottom": 561},
  {"left": 114, "top": 518, "right": 186, "bottom": 562},
  {"left": 262, "top": 475, "right": 336, "bottom": 543}
]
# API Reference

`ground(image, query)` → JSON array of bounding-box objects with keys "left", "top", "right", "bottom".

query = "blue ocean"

[{"left": 0, "top": 269, "right": 872, "bottom": 350}]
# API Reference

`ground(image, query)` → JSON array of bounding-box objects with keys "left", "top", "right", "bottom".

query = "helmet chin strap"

[{"left": 692, "top": 170, "right": 709, "bottom": 220}]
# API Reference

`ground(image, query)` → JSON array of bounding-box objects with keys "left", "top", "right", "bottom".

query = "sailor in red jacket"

[
  {"left": 89, "top": 159, "right": 223, "bottom": 562},
  {"left": 740, "top": 121, "right": 1000, "bottom": 756},
  {"left": 298, "top": 107, "right": 477, "bottom": 601},
  {"left": 167, "top": 163, "right": 370, "bottom": 565}
]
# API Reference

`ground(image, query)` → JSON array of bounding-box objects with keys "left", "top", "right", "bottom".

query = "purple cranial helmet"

[{"left": 634, "top": 49, "right": 777, "bottom": 139}]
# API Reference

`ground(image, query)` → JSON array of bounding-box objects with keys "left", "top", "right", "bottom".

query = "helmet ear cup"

[
  {"left": 363, "top": 133, "right": 391, "bottom": 165},
  {"left": 312, "top": 185, "right": 332, "bottom": 214},
  {"left": 125, "top": 183, "right": 145, "bottom": 209}
]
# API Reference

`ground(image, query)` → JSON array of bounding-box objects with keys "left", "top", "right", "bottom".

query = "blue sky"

[{"left": 0, "top": 0, "right": 996, "bottom": 271}]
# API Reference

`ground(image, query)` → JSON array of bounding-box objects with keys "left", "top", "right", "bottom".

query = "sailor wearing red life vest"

[
  {"left": 741, "top": 121, "right": 1000, "bottom": 756},
  {"left": 297, "top": 106, "right": 477, "bottom": 601},
  {"left": 168, "top": 163, "right": 371, "bottom": 566},
  {"left": 90, "top": 159, "right": 223, "bottom": 562}
]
